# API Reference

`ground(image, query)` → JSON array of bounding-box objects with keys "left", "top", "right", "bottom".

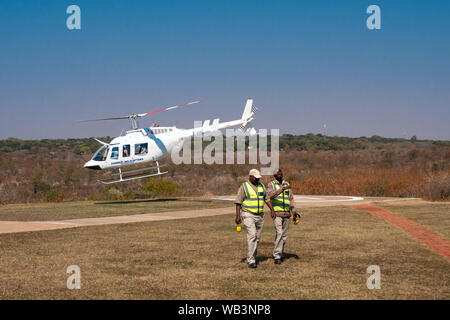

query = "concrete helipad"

[
  {"left": 0, "top": 207, "right": 235, "bottom": 235},
  {"left": 0, "top": 196, "right": 418, "bottom": 235},
  {"left": 211, "top": 195, "right": 416, "bottom": 207}
]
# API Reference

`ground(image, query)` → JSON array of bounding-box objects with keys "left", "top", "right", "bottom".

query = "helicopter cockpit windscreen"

[{"left": 93, "top": 146, "right": 109, "bottom": 161}]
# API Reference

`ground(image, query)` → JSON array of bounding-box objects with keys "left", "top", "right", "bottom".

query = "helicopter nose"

[{"left": 84, "top": 160, "right": 102, "bottom": 170}]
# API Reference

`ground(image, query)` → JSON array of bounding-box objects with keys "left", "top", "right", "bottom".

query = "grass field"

[
  {"left": 0, "top": 201, "right": 448, "bottom": 299},
  {"left": 0, "top": 198, "right": 232, "bottom": 221}
]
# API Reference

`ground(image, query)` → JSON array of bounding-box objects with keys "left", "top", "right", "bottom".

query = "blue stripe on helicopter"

[
  {"left": 111, "top": 158, "right": 143, "bottom": 165},
  {"left": 144, "top": 128, "right": 167, "bottom": 154}
]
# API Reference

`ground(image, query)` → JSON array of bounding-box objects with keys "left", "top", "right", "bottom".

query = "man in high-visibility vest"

[
  {"left": 235, "top": 169, "right": 275, "bottom": 268},
  {"left": 267, "top": 169, "right": 298, "bottom": 264}
]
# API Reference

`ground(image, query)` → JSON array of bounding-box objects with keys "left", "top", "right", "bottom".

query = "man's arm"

[
  {"left": 263, "top": 187, "right": 276, "bottom": 219},
  {"left": 289, "top": 187, "right": 296, "bottom": 214},
  {"left": 267, "top": 182, "right": 283, "bottom": 199},
  {"left": 235, "top": 204, "right": 242, "bottom": 225},
  {"left": 265, "top": 200, "right": 275, "bottom": 219},
  {"left": 235, "top": 185, "right": 245, "bottom": 225}
]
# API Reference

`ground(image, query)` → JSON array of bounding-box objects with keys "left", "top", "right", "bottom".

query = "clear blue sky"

[{"left": 0, "top": 0, "right": 449, "bottom": 140}]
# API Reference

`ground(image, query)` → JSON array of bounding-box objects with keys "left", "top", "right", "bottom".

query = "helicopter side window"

[
  {"left": 135, "top": 143, "right": 148, "bottom": 155},
  {"left": 93, "top": 146, "right": 109, "bottom": 161},
  {"left": 123, "top": 145, "right": 130, "bottom": 157},
  {"left": 110, "top": 146, "right": 119, "bottom": 160}
]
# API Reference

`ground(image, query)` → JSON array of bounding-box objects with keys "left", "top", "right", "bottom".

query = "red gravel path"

[{"left": 350, "top": 204, "right": 450, "bottom": 260}]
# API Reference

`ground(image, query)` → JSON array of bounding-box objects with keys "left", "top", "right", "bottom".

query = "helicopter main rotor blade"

[
  {"left": 77, "top": 116, "right": 132, "bottom": 122},
  {"left": 77, "top": 100, "right": 200, "bottom": 123},
  {"left": 137, "top": 100, "right": 200, "bottom": 117}
]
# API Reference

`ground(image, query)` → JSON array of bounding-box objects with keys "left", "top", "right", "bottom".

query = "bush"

[
  {"left": 105, "top": 187, "right": 124, "bottom": 200},
  {"left": 142, "top": 179, "right": 179, "bottom": 197},
  {"left": 73, "top": 145, "right": 91, "bottom": 155},
  {"left": 32, "top": 172, "right": 51, "bottom": 195},
  {"left": 44, "top": 190, "right": 65, "bottom": 202},
  {"left": 0, "top": 146, "right": 13, "bottom": 153},
  {"left": 364, "top": 181, "right": 388, "bottom": 197},
  {"left": 407, "top": 149, "right": 419, "bottom": 160},
  {"left": 428, "top": 174, "right": 450, "bottom": 201}
]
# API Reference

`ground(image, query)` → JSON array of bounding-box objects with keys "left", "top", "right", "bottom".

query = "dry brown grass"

[{"left": 0, "top": 201, "right": 448, "bottom": 299}]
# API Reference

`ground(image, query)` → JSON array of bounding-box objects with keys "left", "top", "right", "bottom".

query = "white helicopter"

[{"left": 79, "top": 98, "right": 258, "bottom": 184}]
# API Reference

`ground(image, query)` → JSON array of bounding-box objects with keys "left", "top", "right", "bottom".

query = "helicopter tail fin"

[
  {"left": 241, "top": 98, "right": 254, "bottom": 121},
  {"left": 239, "top": 98, "right": 258, "bottom": 131}
]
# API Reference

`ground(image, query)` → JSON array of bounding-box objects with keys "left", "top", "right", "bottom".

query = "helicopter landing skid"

[{"left": 98, "top": 162, "right": 168, "bottom": 184}]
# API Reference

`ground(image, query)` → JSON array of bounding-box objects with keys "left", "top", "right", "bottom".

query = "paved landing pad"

[
  {"left": 0, "top": 207, "right": 235, "bottom": 235},
  {"left": 211, "top": 195, "right": 417, "bottom": 207}
]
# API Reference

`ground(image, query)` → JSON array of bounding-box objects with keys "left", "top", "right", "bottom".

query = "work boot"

[
  {"left": 249, "top": 263, "right": 257, "bottom": 268},
  {"left": 274, "top": 259, "right": 282, "bottom": 265}
]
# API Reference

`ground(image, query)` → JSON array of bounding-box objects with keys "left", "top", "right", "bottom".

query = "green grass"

[
  {"left": 0, "top": 198, "right": 233, "bottom": 221},
  {"left": 0, "top": 202, "right": 448, "bottom": 299}
]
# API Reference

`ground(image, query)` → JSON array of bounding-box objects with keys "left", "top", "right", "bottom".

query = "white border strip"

[{"left": 212, "top": 195, "right": 365, "bottom": 202}]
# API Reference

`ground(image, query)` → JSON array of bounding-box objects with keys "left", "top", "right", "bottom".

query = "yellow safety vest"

[
  {"left": 241, "top": 182, "right": 266, "bottom": 214},
  {"left": 270, "top": 181, "right": 291, "bottom": 212}
]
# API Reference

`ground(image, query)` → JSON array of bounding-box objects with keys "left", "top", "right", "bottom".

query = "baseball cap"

[{"left": 249, "top": 169, "right": 262, "bottom": 179}]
